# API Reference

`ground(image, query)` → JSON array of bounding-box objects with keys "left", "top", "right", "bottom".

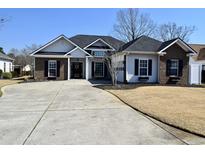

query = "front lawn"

[
  {"left": 0, "top": 79, "right": 24, "bottom": 96},
  {"left": 100, "top": 85, "right": 205, "bottom": 137}
]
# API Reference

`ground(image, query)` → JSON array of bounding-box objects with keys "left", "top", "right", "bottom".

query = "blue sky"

[{"left": 0, "top": 8, "right": 205, "bottom": 53}]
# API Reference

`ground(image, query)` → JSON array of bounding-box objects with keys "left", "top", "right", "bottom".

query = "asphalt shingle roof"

[
  {"left": 69, "top": 34, "right": 125, "bottom": 50},
  {"left": 120, "top": 35, "right": 163, "bottom": 52},
  {"left": 0, "top": 52, "right": 14, "bottom": 61},
  {"left": 158, "top": 38, "right": 178, "bottom": 51}
]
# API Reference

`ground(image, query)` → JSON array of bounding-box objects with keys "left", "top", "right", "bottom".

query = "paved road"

[{"left": 0, "top": 80, "right": 184, "bottom": 144}]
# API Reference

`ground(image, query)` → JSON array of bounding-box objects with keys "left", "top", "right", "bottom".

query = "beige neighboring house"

[
  {"left": 189, "top": 44, "right": 205, "bottom": 84},
  {"left": 0, "top": 52, "right": 14, "bottom": 73}
]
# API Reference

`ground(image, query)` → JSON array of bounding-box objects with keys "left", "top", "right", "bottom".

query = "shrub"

[
  {"left": 2, "top": 72, "right": 12, "bottom": 79},
  {"left": 0, "top": 69, "right": 2, "bottom": 78},
  {"left": 11, "top": 71, "right": 18, "bottom": 78}
]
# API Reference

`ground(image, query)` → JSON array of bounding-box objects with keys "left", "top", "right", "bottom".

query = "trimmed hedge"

[
  {"left": 11, "top": 71, "right": 18, "bottom": 78},
  {"left": 2, "top": 72, "right": 12, "bottom": 79},
  {"left": 0, "top": 69, "right": 2, "bottom": 78}
]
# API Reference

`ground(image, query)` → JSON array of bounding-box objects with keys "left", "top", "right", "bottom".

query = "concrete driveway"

[{"left": 0, "top": 80, "right": 185, "bottom": 144}]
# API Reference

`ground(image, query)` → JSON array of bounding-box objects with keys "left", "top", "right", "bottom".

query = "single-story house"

[
  {"left": 30, "top": 34, "right": 205, "bottom": 85},
  {"left": 0, "top": 52, "right": 14, "bottom": 73}
]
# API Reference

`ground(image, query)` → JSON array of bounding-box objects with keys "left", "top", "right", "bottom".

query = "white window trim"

[
  {"left": 169, "top": 59, "right": 179, "bottom": 77},
  {"left": 94, "top": 62, "right": 104, "bottom": 78},
  {"left": 48, "top": 60, "right": 57, "bottom": 78},
  {"left": 139, "top": 59, "right": 149, "bottom": 77}
]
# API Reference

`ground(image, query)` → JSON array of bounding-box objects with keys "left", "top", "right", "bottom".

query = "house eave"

[
  {"left": 123, "top": 51, "right": 158, "bottom": 54},
  {"left": 32, "top": 55, "right": 71, "bottom": 58}
]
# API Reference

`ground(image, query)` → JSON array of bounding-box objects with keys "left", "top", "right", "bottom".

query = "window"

[
  {"left": 170, "top": 59, "right": 179, "bottom": 76},
  {"left": 48, "top": 60, "right": 57, "bottom": 77},
  {"left": 139, "top": 60, "right": 148, "bottom": 76},
  {"left": 94, "top": 62, "right": 104, "bottom": 77},
  {"left": 4, "top": 62, "right": 6, "bottom": 72},
  {"left": 93, "top": 51, "right": 105, "bottom": 57}
]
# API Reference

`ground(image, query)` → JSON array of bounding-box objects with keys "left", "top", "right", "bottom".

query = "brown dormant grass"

[{"left": 102, "top": 85, "right": 205, "bottom": 136}]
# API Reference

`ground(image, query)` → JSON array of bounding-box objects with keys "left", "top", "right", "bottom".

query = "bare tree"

[
  {"left": 113, "top": 8, "right": 156, "bottom": 42},
  {"left": 158, "top": 22, "right": 196, "bottom": 42},
  {"left": 8, "top": 44, "right": 41, "bottom": 66},
  {"left": 105, "top": 52, "right": 123, "bottom": 86}
]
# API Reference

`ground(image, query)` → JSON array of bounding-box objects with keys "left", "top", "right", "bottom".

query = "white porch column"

[
  {"left": 86, "top": 56, "right": 89, "bottom": 80},
  {"left": 67, "top": 57, "right": 70, "bottom": 80}
]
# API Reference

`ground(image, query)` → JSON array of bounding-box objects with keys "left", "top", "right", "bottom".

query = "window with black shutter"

[
  {"left": 178, "top": 59, "right": 183, "bottom": 77},
  {"left": 167, "top": 59, "right": 179, "bottom": 77},
  {"left": 44, "top": 61, "right": 48, "bottom": 77},
  {"left": 148, "top": 59, "right": 152, "bottom": 76},
  {"left": 92, "top": 62, "right": 94, "bottom": 77},
  {"left": 57, "top": 61, "right": 60, "bottom": 77},
  {"left": 134, "top": 59, "right": 139, "bottom": 75},
  {"left": 48, "top": 60, "right": 57, "bottom": 77}
]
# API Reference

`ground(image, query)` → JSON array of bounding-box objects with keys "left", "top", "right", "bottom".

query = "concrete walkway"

[{"left": 0, "top": 80, "right": 189, "bottom": 144}]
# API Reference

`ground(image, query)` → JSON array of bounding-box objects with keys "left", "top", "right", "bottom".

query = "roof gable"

[
  {"left": 0, "top": 52, "right": 14, "bottom": 61},
  {"left": 158, "top": 38, "right": 197, "bottom": 54},
  {"left": 84, "top": 38, "right": 115, "bottom": 50},
  {"left": 70, "top": 34, "right": 124, "bottom": 50},
  {"left": 30, "top": 35, "right": 85, "bottom": 56},
  {"left": 42, "top": 38, "right": 75, "bottom": 53}
]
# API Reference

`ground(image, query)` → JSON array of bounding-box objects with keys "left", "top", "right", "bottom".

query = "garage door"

[{"left": 190, "top": 64, "right": 200, "bottom": 84}]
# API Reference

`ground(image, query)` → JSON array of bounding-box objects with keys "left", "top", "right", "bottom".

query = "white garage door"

[{"left": 190, "top": 64, "right": 200, "bottom": 84}]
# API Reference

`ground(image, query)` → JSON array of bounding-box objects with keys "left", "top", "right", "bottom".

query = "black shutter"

[
  {"left": 57, "top": 61, "right": 60, "bottom": 77},
  {"left": 178, "top": 59, "right": 183, "bottom": 77},
  {"left": 123, "top": 55, "right": 127, "bottom": 83},
  {"left": 104, "top": 63, "right": 107, "bottom": 78},
  {"left": 92, "top": 62, "right": 94, "bottom": 77},
  {"left": 44, "top": 61, "right": 48, "bottom": 77},
  {"left": 166, "top": 60, "right": 171, "bottom": 76},
  {"left": 135, "top": 59, "right": 139, "bottom": 75},
  {"left": 148, "top": 59, "right": 152, "bottom": 76}
]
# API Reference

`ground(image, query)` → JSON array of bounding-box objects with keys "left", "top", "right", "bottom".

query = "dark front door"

[
  {"left": 202, "top": 65, "right": 205, "bottom": 83},
  {"left": 71, "top": 62, "right": 83, "bottom": 79}
]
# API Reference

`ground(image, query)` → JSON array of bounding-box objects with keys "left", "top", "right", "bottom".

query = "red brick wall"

[
  {"left": 159, "top": 44, "right": 189, "bottom": 85},
  {"left": 35, "top": 57, "right": 68, "bottom": 81}
]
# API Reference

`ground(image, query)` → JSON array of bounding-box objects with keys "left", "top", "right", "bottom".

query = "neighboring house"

[
  {"left": 23, "top": 64, "right": 32, "bottom": 72},
  {"left": 0, "top": 52, "right": 14, "bottom": 73},
  {"left": 189, "top": 44, "right": 205, "bottom": 84},
  {"left": 30, "top": 34, "right": 203, "bottom": 85}
]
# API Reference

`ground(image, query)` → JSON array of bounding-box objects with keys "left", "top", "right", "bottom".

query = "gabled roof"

[
  {"left": 0, "top": 52, "right": 14, "bottom": 61},
  {"left": 158, "top": 37, "right": 197, "bottom": 54},
  {"left": 69, "top": 34, "right": 125, "bottom": 50},
  {"left": 120, "top": 35, "right": 163, "bottom": 52},
  {"left": 120, "top": 35, "right": 197, "bottom": 55},
  {"left": 157, "top": 38, "right": 178, "bottom": 51},
  {"left": 30, "top": 34, "right": 89, "bottom": 56}
]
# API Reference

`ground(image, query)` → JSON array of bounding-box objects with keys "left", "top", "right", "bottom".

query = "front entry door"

[{"left": 71, "top": 62, "right": 83, "bottom": 79}]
